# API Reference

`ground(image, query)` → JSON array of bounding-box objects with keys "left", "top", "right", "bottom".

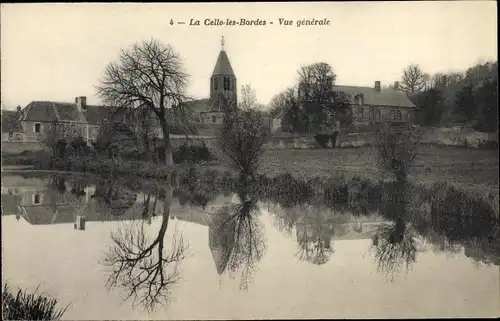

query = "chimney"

[
  {"left": 374, "top": 81, "right": 381, "bottom": 92},
  {"left": 16, "top": 105, "right": 23, "bottom": 119},
  {"left": 76, "top": 96, "right": 87, "bottom": 111},
  {"left": 394, "top": 81, "right": 399, "bottom": 91}
]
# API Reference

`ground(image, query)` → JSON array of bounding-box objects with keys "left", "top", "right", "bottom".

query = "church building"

[{"left": 184, "top": 37, "right": 238, "bottom": 126}]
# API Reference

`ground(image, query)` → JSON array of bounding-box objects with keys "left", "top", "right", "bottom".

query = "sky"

[{"left": 1, "top": 2, "right": 497, "bottom": 110}]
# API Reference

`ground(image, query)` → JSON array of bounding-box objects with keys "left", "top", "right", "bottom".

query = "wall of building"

[
  {"left": 350, "top": 105, "right": 414, "bottom": 124},
  {"left": 1, "top": 142, "right": 46, "bottom": 153},
  {"left": 201, "top": 112, "right": 225, "bottom": 125}
]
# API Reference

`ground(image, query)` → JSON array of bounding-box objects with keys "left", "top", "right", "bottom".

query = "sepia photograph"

[{"left": 1, "top": 2, "right": 498, "bottom": 320}]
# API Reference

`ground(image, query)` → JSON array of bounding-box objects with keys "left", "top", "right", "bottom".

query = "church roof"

[
  {"left": 206, "top": 92, "right": 236, "bottom": 113},
  {"left": 212, "top": 50, "right": 235, "bottom": 76}
]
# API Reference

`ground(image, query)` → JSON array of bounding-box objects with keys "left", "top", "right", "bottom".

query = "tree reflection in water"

[
  {"left": 294, "top": 205, "right": 335, "bottom": 265},
  {"left": 100, "top": 185, "right": 189, "bottom": 313},
  {"left": 213, "top": 183, "right": 266, "bottom": 290},
  {"left": 371, "top": 181, "right": 420, "bottom": 280},
  {"left": 93, "top": 179, "right": 137, "bottom": 217}
]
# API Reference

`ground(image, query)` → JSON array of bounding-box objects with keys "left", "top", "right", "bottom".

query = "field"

[{"left": 212, "top": 146, "right": 499, "bottom": 195}]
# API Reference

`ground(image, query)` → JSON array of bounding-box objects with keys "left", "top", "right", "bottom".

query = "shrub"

[
  {"left": 172, "top": 144, "right": 212, "bottom": 164},
  {"left": 2, "top": 283, "right": 68, "bottom": 320},
  {"left": 314, "top": 134, "right": 330, "bottom": 148},
  {"left": 374, "top": 124, "right": 421, "bottom": 182},
  {"left": 70, "top": 136, "right": 88, "bottom": 156}
]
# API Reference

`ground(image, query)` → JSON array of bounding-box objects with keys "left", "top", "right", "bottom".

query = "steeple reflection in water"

[{"left": 208, "top": 182, "right": 266, "bottom": 290}]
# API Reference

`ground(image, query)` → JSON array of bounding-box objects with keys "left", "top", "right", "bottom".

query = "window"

[
  {"left": 356, "top": 94, "right": 364, "bottom": 105},
  {"left": 369, "top": 107, "right": 374, "bottom": 120},
  {"left": 375, "top": 110, "right": 381, "bottom": 121},
  {"left": 34, "top": 123, "right": 41, "bottom": 133},
  {"left": 396, "top": 110, "right": 402, "bottom": 121},
  {"left": 390, "top": 110, "right": 396, "bottom": 120},
  {"left": 212, "top": 115, "right": 217, "bottom": 123},
  {"left": 223, "top": 77, "right": 230, "bottom": 90},
  {"left": 33, "top": 193, "right": 41, "bottom": 205},
  {"left": 214, "top": 77, "right": 219, "bottom": 91}
]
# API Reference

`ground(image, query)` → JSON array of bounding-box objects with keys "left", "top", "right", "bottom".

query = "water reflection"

[
  {"left": 2, "top": 171, "right": 499, "bottom": 315},
  {"left": 210, "top": 183, "right": 266, "bottom": 290},
  {"left": 100, "top": 185, "right": 188, "bottom": 313},
  {"left": 370, "top": 181, "right": 421, "bottom": 280}
]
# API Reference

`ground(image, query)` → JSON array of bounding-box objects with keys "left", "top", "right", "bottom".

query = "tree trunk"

[
  {"left": 159, "top": 116, "right": 174, "bottom": 166},
  {"left": 142, "top": 130, "right": 152, "bottom": 162}
]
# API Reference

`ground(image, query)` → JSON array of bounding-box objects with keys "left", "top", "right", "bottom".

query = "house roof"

[
  {"left": 84, "top": 105, "right": 123, "bottom": 125},
  {"left": 212, "top": 50, "right": 235, "bottom": 76},
  {"left": 19, "top": 100, "right": 132, "bottom": 126},
  {"left": 333, "top": 85, "right": 416, "bottom": 108},
  {"left": 21, "top": 101, "right": 77, "bottom": 122},
  {"left": 1, "top": 110, "right": 23, "bottom": 133}
]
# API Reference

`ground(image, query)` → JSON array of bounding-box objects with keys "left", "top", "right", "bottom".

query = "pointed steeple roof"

[{"left": 212, "top": 37, "right": 235, "bottom": 76}]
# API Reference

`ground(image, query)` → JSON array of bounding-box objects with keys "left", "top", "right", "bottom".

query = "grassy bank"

[
  {"left": 217, "top": 146, "right": 498, "bottom": 194},
  {"left": 2, "top": 283, "right": 68, "bottom": 320}
]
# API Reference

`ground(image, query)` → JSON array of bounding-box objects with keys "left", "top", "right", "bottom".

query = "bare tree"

[
  {"left": 399, "top": 64, "right": 430, "bottom": 93},
  {"left": 100, "top": 185, "right": 189, "bottom": 312},
  {"left": 297, "top": 62, "right": 336, "bottom": 102},
  {"left": 374, "top": 124, "right": 421, "bottom": 182},
  {"left": 239, "top": 84, "right": 258, "bottom": 110},
  {"left": 96, "top": 39, "right": 190, "bottom": 166},
  {"left": 218, "top": 109, "right": 268, "bottom": 180}
]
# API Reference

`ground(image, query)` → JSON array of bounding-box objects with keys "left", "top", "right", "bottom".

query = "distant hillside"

[{"left": 411, "top": 61, "right": 498, "bottom": 127}]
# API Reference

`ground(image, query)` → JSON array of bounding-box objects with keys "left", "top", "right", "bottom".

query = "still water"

[{"left": 2, "top": 171, "right": 499, "bottom": 319}]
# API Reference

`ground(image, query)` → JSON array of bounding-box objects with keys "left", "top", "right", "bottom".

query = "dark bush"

[
  {"left": 314, "top": 134, "right": 331, "bottom": 148},
  {"left": 70, "top": 136, "right": 88, "bottom": 156},
  {"left": 172, "top": 143, "right": 211, "bottom": 164}
]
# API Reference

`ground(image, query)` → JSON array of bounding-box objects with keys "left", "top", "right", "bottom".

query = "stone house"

[
  {"left": 280, "top": 80, "right": 417, "bottom": 133},
  {"left": 12, "top": 97, "right": 124, "bottom": 145},
  {"left": 4, "top": 97, "right": 163, "bottom": 149},
  {"left": 333, "top": 81, "right": 417, "bottom": 125},
  {"left": 1, "top": 109, "right": 24, "bottom": 142}
]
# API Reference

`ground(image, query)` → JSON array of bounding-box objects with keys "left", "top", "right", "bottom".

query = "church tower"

[{"left": 210, "top": 37, "right": 237, "bottom": 104}]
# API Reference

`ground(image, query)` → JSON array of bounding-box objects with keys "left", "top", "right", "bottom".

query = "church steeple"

[{"left": 210, "top": 37, "right": 237, "bottom": 104}]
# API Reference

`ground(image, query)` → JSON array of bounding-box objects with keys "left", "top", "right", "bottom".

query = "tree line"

[
  {"left": 269, "top": 62, "right": 352, "bottom": 135},
  {"left": 394, "top": 61, "right": 498, "bottom": 132}
]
